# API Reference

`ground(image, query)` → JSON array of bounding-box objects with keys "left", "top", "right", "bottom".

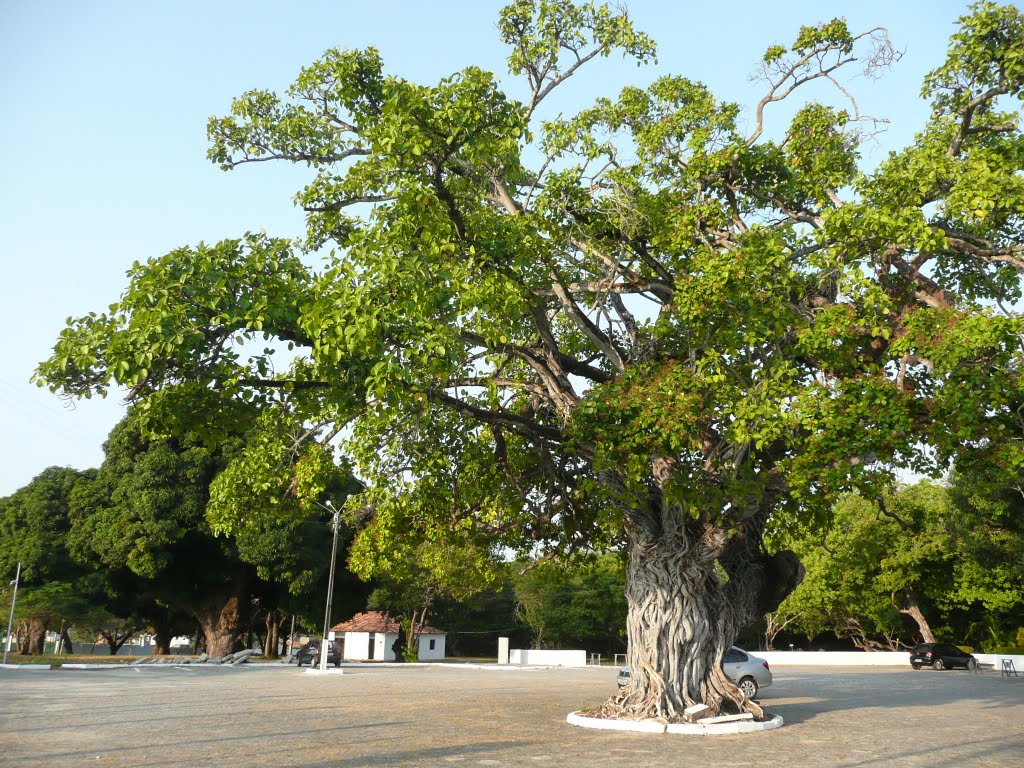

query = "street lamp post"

[
  {"left": 4, "top": 562, "right": 21, "bottom": 664},
  {"left": 318, "top": 501, "right": 340, "bottom": 672}
]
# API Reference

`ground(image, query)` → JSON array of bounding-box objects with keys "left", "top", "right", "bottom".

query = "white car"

[{"left": 617, "top": 646, "right": 773, "bottom": 699}]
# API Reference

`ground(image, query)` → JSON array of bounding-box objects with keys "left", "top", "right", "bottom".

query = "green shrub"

[{"left": 990, "top": 646, "right": 1024, "bottom": 655}]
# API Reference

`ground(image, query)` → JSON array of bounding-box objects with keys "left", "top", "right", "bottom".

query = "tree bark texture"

[
  {"left": 263, "top": 610, "right": 281, "bottom": 658},
  {"left": 152, "top": 629, "right": 172, "bottom": 656},
  {"left": 194, "top": 592, "right": 245, "bottom": 658},
  {"left": 898, "top": 594, "right": 936, "bottom": 644},
  {"left": 20, "top": 619, "right": 47, "bottom": 655},
  {"left": 597, "top": 468, "right": 803, "bottom": 722}
]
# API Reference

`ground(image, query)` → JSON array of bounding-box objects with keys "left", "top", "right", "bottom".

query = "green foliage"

[
  {"left": 922, "top": 2, "right": 1024, "bottom": 115},
  {"left": 513, "top": 554, "right": 626, "bottom": 651},
  {"left": 68, "top": 410, "right": 363, "bottom": 633},
  {"left": 772, "top": 479, "right": 1024, "bottom": 648},
  {"left": 401, "top": 638, "right": 419, "bottom": 663},
  {"left": 0, "top": 468, "right": 152, "bottom": 648},
  {"left": 34, "top": 2, "right": 1024, "bottom": 674},
  {"left": 991, "top": 645, "right": 1024, "bottom": 654},
  {"left": 0, "top": 466, "right": 95, "bottom": 583},
  {"left": 499, "top": 0, "right": 657, "bottom": 89}
]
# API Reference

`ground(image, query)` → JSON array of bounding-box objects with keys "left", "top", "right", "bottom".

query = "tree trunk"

[
  {"left": 152, "top": 627, "right": 172, "bottom": 655},
  {"left": 596, "top": 467, "right": 803, "bottom": 722},
  {"left": 606, "top": 535, "right": 757, "bottom": 721},
  {"left": 60, "top": 627, "right": 74, "bottom": 654},
  {"left": 263, "top": 611, "right": 280, "bottom": 659},
  {"left": 101, "top": 628, "right": 135, "bottom": 655},
  {"left": 897, "top": 593, "right": 936, "bottom": 643},
  {"left": 150, "top": 609, "right": 173, "bottom": 655},
  {"left": 763, "top": 610, "right": 800, "bottom": 652},
  {"left": 194, "top": 592, "right": 245, "bottom": 657},
  {"left": 21, "top": 619, "right": 47, "bottom": 655},
  {"left": 407, "top": 608, "right": 428, "bottom": 660}
]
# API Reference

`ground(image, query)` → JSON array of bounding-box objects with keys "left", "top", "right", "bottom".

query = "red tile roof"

[{"left": 330, "top": 610, "right": 445, "bottom": 635}]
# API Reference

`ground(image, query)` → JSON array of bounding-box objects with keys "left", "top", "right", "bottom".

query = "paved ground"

[{"left": 1, "top": 664, "right": 1021, "bottom": 767}]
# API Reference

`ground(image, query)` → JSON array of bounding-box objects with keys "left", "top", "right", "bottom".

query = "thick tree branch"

[{"left": 426, "top": 389, "right": 565, "bottom": 444}]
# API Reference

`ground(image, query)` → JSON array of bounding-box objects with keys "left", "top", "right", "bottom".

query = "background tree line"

[
  {"left": 0, "top": 411, "right": 631, "bottom": 658},
  {"left": 4, "top": 410, "right": 1021, "bottom": 658},
  {"left": 762, "top": 469, "right": 1024, "bottom": 654}
]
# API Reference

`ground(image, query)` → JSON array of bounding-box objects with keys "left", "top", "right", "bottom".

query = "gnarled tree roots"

[{"left": 588, "top": 675, "right": 766, "bottom": 724}]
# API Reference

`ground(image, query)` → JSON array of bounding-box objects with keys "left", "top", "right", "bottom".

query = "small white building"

[{"left": 330, "top": 611, "right": 446, "bottom": 661}]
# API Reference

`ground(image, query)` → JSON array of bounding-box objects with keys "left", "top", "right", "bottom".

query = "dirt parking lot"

[{"left": 1, "top": 663, "right": 1022, "bottom": 767}]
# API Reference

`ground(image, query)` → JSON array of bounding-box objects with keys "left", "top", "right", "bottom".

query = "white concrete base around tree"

[{"left": 566, "top": 710, "right": 784, "bottom": 735}]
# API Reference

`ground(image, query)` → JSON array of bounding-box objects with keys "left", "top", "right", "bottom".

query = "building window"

[{"left": 429, "top": 639, "right": 436, "bottom": 650}]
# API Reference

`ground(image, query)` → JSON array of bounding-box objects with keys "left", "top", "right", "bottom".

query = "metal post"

[
  {"left": 4, "top": 563, "right": 21, "bottom": 664},
  {"left": 320, "top": 501, "right": 340, "bottom": 672},
  {"left": 287, "top": 613, "right": 295, "bottom": 662}
]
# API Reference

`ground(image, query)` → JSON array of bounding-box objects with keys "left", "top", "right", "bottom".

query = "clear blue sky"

[{"left": 0, "top": 0, "right": 974, "bottom": 495}]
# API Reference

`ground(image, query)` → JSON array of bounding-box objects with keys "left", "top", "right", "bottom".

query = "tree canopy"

[
  {"left": 61, "top": 410, "right": 364, "bottom": 656},
  {"left": 771, "top": 478, "right": 1024, "bottom": 651},
  {"left": 36, "top": 0, "right": 1024, "bottom": 720},
  {"left": 0, "top": 467, "right": 102, "bottom": 653}
]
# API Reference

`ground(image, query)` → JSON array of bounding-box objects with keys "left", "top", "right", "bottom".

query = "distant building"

[{"left": 330, "top": 611, "right": 446, "bottom": 661}]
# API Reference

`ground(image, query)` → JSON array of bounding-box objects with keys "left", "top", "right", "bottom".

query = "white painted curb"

[
  {"left": 667, "top": 714, "right": 784, "bottom": 735},
  {"left": 60, "top": 664, "right": 127, "bottom": 669},
  {"left": 304, "top": 667, "right": 344, "bottom": 675},
  {"left": 0, "top": 663, "right": 51, "bottom": 670},
  {"left": 567, "top": 712, "right": 667, "bottom": 732},
  {"left": 567, "top": 711, "right": 784, "bottom": 735}
]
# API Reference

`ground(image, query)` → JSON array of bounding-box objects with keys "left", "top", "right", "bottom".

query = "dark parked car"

[
  {"left": 295, "top": 639, "right": 342, "bottom": 668},
  {"left": 909, "top": 643, "right": 977, "bottom": 671}
]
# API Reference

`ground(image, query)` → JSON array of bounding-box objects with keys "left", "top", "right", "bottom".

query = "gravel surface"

[{"left": 1, "top": 663, "right": 1021, "bottom": 767}]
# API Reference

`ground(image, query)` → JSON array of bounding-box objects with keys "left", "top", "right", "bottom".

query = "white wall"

[
  {"left": 757, "top": 651, "right": 908, "bottom": 666},
  {"left": 974, "top": 653, "right": 1024, "bottom": 672},
  {"left": 342, "top": 631, "right": 369, "bottom": 661},
  {"left": 344, "top": 631, "right": 442, "bottom": 661},
  {"left": 417, "top": 634, "right": 446, "bottom": 660},
  {"left": 380, "top": 632, "right": 398, "bottom": 661},
  {"left": 343, "top": 631, "right": 394, "bottom": 660},
  {"left": 509, "top": 649, "right": 587, "bottom": 667},
  {"left": 754, "top": 651, "right": 1024, "bottom": 670}
]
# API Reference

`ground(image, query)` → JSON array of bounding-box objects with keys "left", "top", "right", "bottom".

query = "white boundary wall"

[
  {"left": 755, "top": 651, "right": 1024, "bottom": 669},
  {"left": 509, "top": 649, "right": 587, "bottom": 667}
]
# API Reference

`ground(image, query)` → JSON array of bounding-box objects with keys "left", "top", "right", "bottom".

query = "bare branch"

[
  {"left": 748, "top": 27, "right": 897, "bottom": 146},
  {"left": 219, "top": 147, "right": 369, "bottom": 170},
  {"left": 304, "top": 193, "right": 397, "bottom": 213}
]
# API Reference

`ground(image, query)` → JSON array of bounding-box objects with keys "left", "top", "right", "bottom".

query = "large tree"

[
  {"left": 772, "top": 479, "right": 1024, "bottom": 651},
  {"left": 37, "top": 1, "right": 1024, "bottom": 720},
  {"left": 771, "top": 484, "right": 954, "bottom": 650},
  {"left": 0, "top": 467, "right": 100, "bottom": 653},
  {"left": 68, "top": 411, "right": 362, "bottom": 656}
]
